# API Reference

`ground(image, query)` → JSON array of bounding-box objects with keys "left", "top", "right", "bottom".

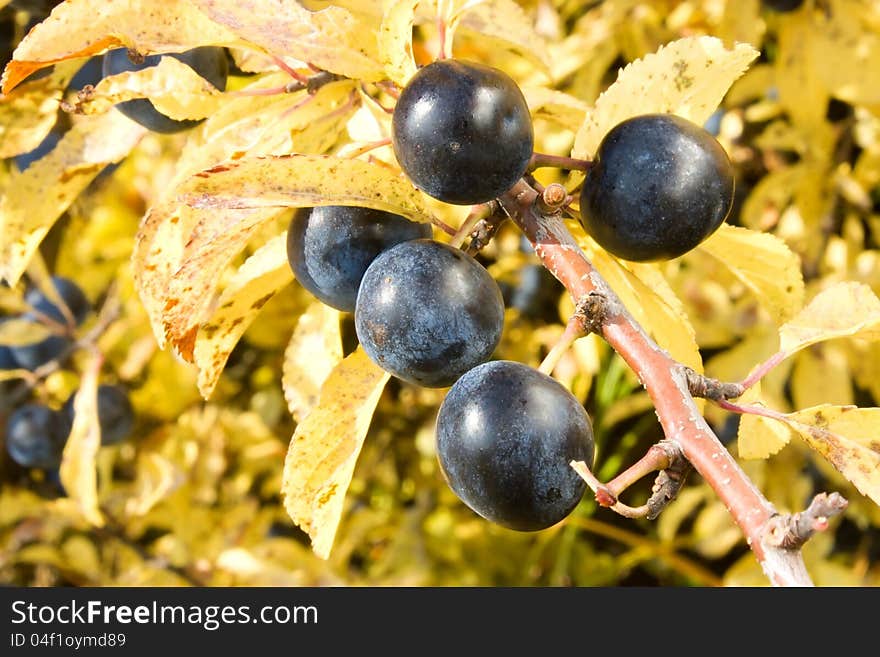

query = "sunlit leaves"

[
  {"left": 580, "top": 236, "right": 703, "bottom": 372},
  {"left": 0, "top": 61, "right": 81, "bottom": 158},
  {"left": 698, "top": 224, "right": 805, "bottom": 325},
  {"left": 282, "top": 348, "right": 390, "bottom": 559},
  {"left": 456, "top": 0, "right": 552, "bottom": 77},
  {"left": 191, "top": 0, "right": 385, "bottom": 81},
  {"left": 59, "top": 351, "right": 104, "bottom": 527},
  {"left": 737, "top": 384, "right": 792, "bottom": 460},
  {"left": 193, "top": 232, "right": 293, "bottom": 398},
  {"left": 64, "top": 56, "right": 226, "bottom": 120},
  {"left": 378, "top": 0, "right": 419, "bottom": 86},
  {"left": 179, "top": 154, "right": 438, "bottom": 224},
  {"left": 572, "top": 36, "right": 758, "bottom": 159},
  {"left": 282, "top": 301, "right": 343, "bottom": 424},
  {"left": 0, "top": 111, "right": 146, "bottom": 285},
  {"left": 2, "top": 0, "right": 241, "bottom": 93},
  {"left": 778, "top": 282, "right": 880, "bottom": 355}
]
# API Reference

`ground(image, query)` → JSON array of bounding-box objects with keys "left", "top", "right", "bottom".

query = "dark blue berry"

[
  {"left": 286, "top": 205, "right": 432, "bottom": 312},
  {"left": 579, "top": 113, "right": 735, "bottom": 262},
  {"left": 436, "top": 360, "right": 594, "bottom": 531},
  {"left": 5, "top": 403, "right": 71, "bottom": 469},
  {"left": 392, "top": 59, "right": 534, "bottom": 205},
  {"left": 355, "top": 239, "right": 505, "bottom": 387}
]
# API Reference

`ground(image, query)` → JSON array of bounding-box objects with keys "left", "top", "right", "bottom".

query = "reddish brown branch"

[{"left": 499, "top": 178, "right": 816, "bottom": 586}]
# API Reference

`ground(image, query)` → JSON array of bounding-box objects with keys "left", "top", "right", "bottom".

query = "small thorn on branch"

[
  {"left": 684, "top": 367, "right": 745, "bottom": 401},
  {"left": 646, "top": 441, "right": 692, "bottom": 520},
  {"left": 763, "top": 492, "right": 849, "bottom": 551},
  {"left": 307, "top": 71, "right": 344, "bottom": 94},
  {"left": 465, "top": 204, "right": 508, "bottom": 255}
]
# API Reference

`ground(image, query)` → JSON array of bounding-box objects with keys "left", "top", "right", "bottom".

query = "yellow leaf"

[
  {"left": 378, "top": 0, "right": 419, "bottom": 86},
  {"left": 698, "top": 223, "right": 805, "bottom": 325},
  {"left": 162, "top": 206, "right": 283, "bottom": 361},
  {"left": 457, "top": 0, "right": 552, "bottom": 77},
  {"left": 282, "top": 301, "right": 343, "bottom": 424},
  {"left": 282, "top": 348, "right": 390, "bottom": 559},
  {"left": 124, "top": 453, "right": 180, "bottom": 517},
  {"left": 173, "top": 78, "right": 356, "bottom": 185},
  {"left": 717, "top": 0, "right": 763, "bottom": 50},
  {"left": 179, "top": 154, "right": 438, "bottom": 225},
  {"left": 810, "top": 0, "right": 880, "bottom": 106},
  {"left": 0, "top": 61, "right": 81, "bottom": 158},
  {"left": 131, "top": 202, "right": 202, "bottom": 348},
  {"left": 775, "top": 9, "right": 828, "bottom": 128},
  {"left": 194, "top": 232, "right": 294, "bottom": 399},
  {"left": 0, "top": 110, "right": 146, "bottom": 285},
  {"left": 191, "top": 0, "right": 385, "bottom": 81},
  {"left": 66, "top": 56, "right": 225, "bottom": 120},
  {"left": 791, "top": 345, "right": 853, "bottom": 410},
  {"left": 59, "top": 351, "right": 104, "bottom": 527},
  {"left": 778, "top": 282, "right": 880, "bottom": 356},
  {"left": 2, "top": 0, "right": 241, "bottom": 93},
  {"left": 522, "top": 86, "right": 590, "bottom": 132},
  {"left": 0, "top": 317, "right": 54, "bottom": 346},
  {"left": 572, "top": 36, "right": 758, "bottom": 159},
  {"left": 785, "top": 405, "right": 880, "bottom": 506},
  {"left": 737, "top": 384, "right": 793, "bottom": 459}
]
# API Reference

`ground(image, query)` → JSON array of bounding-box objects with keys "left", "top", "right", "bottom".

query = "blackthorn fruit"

[
  {"left": 286, "top": 205, "right": 432, "bottom": 312},
  {"left": 10, "top": 276, "right": 90, "bottom": 370},
  {"left": 436, "top": 360, "right": 594, "bottom": 531},
  {"left": 355, "top": 239, "right": 504, "bottom": 387},
  {"left": 579, "top": 113, "right": 734, "bottom": 262},
  {"left": 4, "top": 403, "right": 71, "bottom": 469},
  {"left": 392, "top": 59, "right": 534, "bottom": 205},
  {"left": 762, "top": 0, "right": 803, "bottom": 12}
]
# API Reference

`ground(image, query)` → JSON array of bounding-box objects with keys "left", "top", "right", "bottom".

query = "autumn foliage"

[{"left": 1, "top": 0, "right": 880, "bottom": 586}]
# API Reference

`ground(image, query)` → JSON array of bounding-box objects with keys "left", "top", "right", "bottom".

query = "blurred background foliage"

[{"left": 2, "top": 0, "right": 880, "bottom": 587}]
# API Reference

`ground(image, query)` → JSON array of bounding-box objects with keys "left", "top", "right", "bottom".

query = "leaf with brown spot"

[
  {"left": 193, "top": 232, "right": 293, "bottom": 399},
  {"left": 0, "top": 110, "right": 146, "bottom": 285},
  {"left": 283, "top": 301, "right": 343, "bottom": 424},
  {"left": 572, "top": 36, "right": 758, "bottom": 159},
  {"left": 282, "top": 348, "right": 390, "bottom": 559},
  {"left": 59, "top": 351, "right": 104, "bottom": 527},
  {"left": 2, "top": 0, "right": 242, "bottom": 94},
  {"left": 178, "top": 154, "right": 437, "bottom": 225},
  {"left": 777, "top": 405, "right": 880, "bottom": 506},
  {"left": 191, "top": 0, "right": 385, "bottom": 81},
  {"left": 161, "top": 206, "right": 283, "bottom": 361},
  {"left": 132, "top": 202, "right": 202, "bottom": 348}
]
